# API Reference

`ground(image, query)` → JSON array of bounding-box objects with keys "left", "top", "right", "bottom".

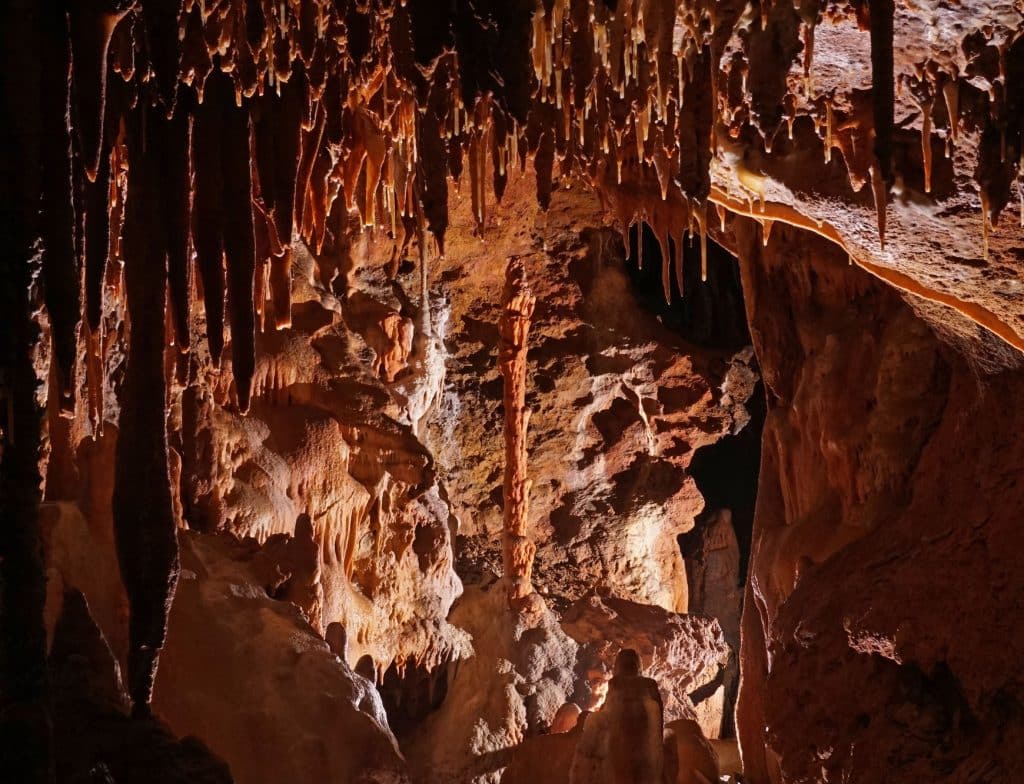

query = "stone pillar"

[{"left": 498, "top": 257, "right": 537, "bottom": 607}]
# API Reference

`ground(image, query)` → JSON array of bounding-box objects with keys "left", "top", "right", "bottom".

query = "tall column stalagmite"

[{"left": 499, "top": 257, "right": 537, "bottom": 608}]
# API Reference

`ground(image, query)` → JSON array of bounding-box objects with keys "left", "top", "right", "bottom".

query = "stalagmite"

[
  {"left": 7, "top": 4, "right": 1024, "bottom": 781},
  {"left": 498, "top": 257, "right": 537, "bottom": 608}
]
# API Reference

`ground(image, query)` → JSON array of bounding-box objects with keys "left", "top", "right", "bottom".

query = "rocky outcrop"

[
  {"left": 562, "top": 594, "right": 730, "bottom": 738},
  {"left": 49, "top": 590, "right": 233, "bottom": 784},
  {"left": 733, "top": 219, "right": 1024, "bottom": 783},
  {"left": 182, "top": 245, "right": 466, "bottom": 676},
  {"left": 569, "top": 649, "right": 665, "bottom": 784},
  {"left": 154, "top": 532, "right": 410, "bottom": 784},
  {"left": 43, "top": 500, "right": 412, "bottom": 784},
  {"left": 405, "top": 574, "right": 578, "bottom": 784}
]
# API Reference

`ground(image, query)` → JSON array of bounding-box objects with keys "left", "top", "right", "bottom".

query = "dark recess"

[{"left": 626, "top": 222, "right": 751, "bottom": 352}]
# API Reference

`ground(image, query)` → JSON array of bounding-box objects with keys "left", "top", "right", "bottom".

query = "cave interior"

[{"left": 1, "top": 1, "right": 1023, "bottom": 783}]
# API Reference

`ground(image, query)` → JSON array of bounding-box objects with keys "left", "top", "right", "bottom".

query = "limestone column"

[{"left": 498, "top": 257, "right": 537, "bottom": 607}]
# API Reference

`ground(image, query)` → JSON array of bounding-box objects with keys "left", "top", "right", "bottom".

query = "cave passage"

[
  {"left": 624, "top": 220, "right": 765, "bottom": 741},
  {"left": 4, "top": 1, "right": 1021, "bottom": 782}
]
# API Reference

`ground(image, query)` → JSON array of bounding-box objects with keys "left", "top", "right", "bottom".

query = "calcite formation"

[
  {"left": 2, "top": 0, "right": 1023, "bottom": 783},
  {"left": 499, "top": 257, "right": 539, "bottom": 607}
]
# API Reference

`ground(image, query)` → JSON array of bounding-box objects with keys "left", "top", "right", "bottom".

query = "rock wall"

[{"left": 733, "top": 219, "right": 1024, "bottom": 783}]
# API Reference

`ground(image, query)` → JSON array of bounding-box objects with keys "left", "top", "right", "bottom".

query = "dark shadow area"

[
  {"left": 626, "top": 222, "right": 751, "bottom": 351},
  {"left": 686, "top": 381, "right": 766, "bottom": 581},
  {"left": 377, "top": 658, "right": 453, "bottom": 739},
  {"left": 619, "top": 220, "right": 764, "bottom": 740}
]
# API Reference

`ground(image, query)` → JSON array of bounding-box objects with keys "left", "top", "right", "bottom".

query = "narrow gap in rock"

[{"left": 625, "top": 221, "right": 765, "bottom": 740}]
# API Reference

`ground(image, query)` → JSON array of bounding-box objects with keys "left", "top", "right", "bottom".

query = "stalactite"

[
  {"left": 40, "top": 0, "right": 79, "bottom": 412},
  {"left": 141, "top": 0, "right": 184, "bottom": 111},
  {"left": 161, "top": 101, "right": 193, "bottom": 353},
  {"left": 113, "top": 106, "right": 180, "bottom": 717},
  {"left": 1, "top": 3, "right": 52, "bottom": 778},
  {"left": 499, "top": 257, "right": 537, "bottom": 609},
  {"left": 222, "top": 99, "right": 257, "bottom": 413},
  {"left": 84, "top": 138, "right": 112, "bottom": 335},
  {"left": 193, "top": 77, "right": 228, "bottom": 365},
  {"left": 868, "top": 0, "right": 895, "bottom": 196},
  {"left": 10, "top": 1, "right": 1024, "bottom": 716},
  {"left": 943, "top": 77, "right": 960, "bottom": 145},
  {"left": 68, "top": 1, "right": 131, "bottom": 181},
  {"left": 920, "top": 96, "right": 934, "bottom": 194},
  {"left": 659, "top": 229, "right": 673, "bottom": 303}
]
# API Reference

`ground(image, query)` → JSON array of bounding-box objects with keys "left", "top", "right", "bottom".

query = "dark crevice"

[
  {"left": 377, "top": 658, "right": 453, "bottom": 740},
  {"left": 627, "top": 222, "right": 751, "bottom": 352},
  {"left": 618, "top": 219, "right": 765, "bottom": 741},
  {"left": 686, "top": 381, "right": 766, "bottom": 581}
]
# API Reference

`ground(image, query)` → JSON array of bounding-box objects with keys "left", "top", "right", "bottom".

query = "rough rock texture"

[
  {"left": 5, "top": 1, "right": 1024, "bottom": 781},
  {"left": 182, "top": 246, "right": 467, "bottom": 675},
  {"left": 498, "top": 257, "right": 539, "bottom": 606},
  {"left": 155, "top": 532, "right": 410, "bottom": 784},
  {"left": 569, "top": 650, "right": 666, "bottom": 784},
  {"left": 43, "top": 498, "right": 412, "bottom": 784},
  {"left": 500, "top": 720, "right": 584, "bottom": 784},
  {"left": 682, "top": 510, "right": 743, "bottom": 656},
  {"left": 561, "top": 594, "right": 730, "bottom": 737},
  {"left": 418, "top": 176, "right": 756, "bottom": 613},
  {"left": 733, "top": 219, "right": 1024, "bottom": 783},
  {"left": 405, "top": 575, "right": 578, "bottom": 784}
]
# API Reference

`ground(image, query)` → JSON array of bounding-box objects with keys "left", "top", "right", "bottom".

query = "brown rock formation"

[
  {"left": 733, "top": 219, "right": 1024, "bottom": 783},
  {"left": 4, "top": 2, "right": 1024, "bottom": 782},
  {"left": 570, "top": 649, "right": 665, "bottom": 784},
  {"left": 664, "top": 718, "right": 720, "bottom": 784},
  {"left": 499, "top": 258, "right": 538, "bottom": 607},
  {"left": 562, "top": 594, "right": 730, "bottom": 736}
]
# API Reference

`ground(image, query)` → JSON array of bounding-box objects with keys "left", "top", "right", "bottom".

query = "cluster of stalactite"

[{"left": 11, "top": 0, "right": 1023, "bottom": 729}]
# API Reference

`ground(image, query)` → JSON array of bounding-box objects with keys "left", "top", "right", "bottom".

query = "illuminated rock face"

[{"left": 3, "top": 1, "right": 1024, "bottom": 783}]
